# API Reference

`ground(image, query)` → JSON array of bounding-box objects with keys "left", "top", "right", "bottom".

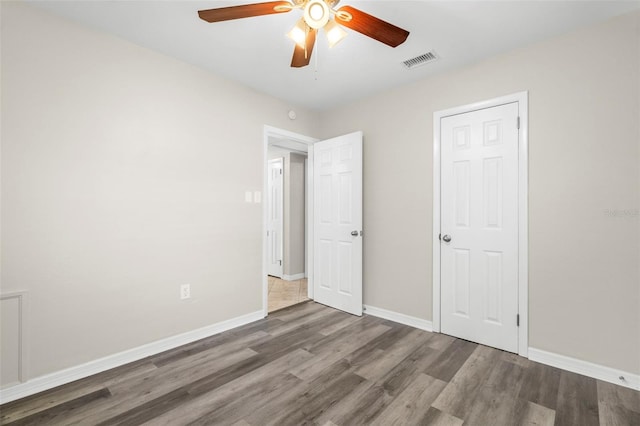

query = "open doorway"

[
  {"left": 262, "top": 126, "right": 317, "bottom": 315},
  {"left": 267, "top": 145, "right": 307, "bottom": 312}
]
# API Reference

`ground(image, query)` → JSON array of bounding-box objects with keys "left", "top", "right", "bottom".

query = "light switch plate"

[
  {"left": 253, "top": 191, "right": 262, "bottom": 203},
  {"left": 245, "top": 191, "right": 253, "bottom": 203}
]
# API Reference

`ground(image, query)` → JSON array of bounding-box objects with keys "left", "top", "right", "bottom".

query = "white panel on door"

[
  {"left": 319, "top": 149, "right": 332, "bottom": 167},
  {"left": 313, "top": 131, "right": 363, "bottom": 316},
  {"left": 338, "top": 242, "right": 353, "bottom": 295},
  {"left": 483, "top": 120, "right": 503, "bottom": 146},
  {"left": 484, "top": 251, "right": 503, "bottom": 324},
  {"left": 440, "top": 102, "right": 519, "bottom": 353},
  {"left": 339, "top": 145, "right": 353, "bottom": 162},
  {"left": 453, "top": 161, "right": 470, "bottom": 228},
  {"left": 483, "top": 157, "right": 503, "bottom": 229},
  {"left": 454, "top": 126, "right": 471, "bottom": 151},
  {"left": 320, "top": 175, "right": 332, "bottom": 224},
  {"left": 453, "top": 249, "right": 470, "bottom": 317},
  {"left": 339, "top": 173, "right": 352, "bottom": 224},
  {"left": 319, "top": 239, "right": 332, "bottom": 289}
]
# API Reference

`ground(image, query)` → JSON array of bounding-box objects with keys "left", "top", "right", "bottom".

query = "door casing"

[
  {"left": 432, "top": 92, "right": 529, "bottom": 357},
  {"left": 263, "top": 126, "right": 318, "bottom": 317}
]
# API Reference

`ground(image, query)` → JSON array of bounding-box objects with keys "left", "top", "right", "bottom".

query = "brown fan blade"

[
  {"left": 291, "top": 29, "right": 317, "bottom": 68},
  {"left": 335, "top": 6, "right": 409, "bottom": 47},
  {"left": 198, "top": 1, "right": 291, "bottom": 23}
]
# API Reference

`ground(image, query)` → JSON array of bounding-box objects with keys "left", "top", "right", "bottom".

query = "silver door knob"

[
  {"left": 351, "top": 230, "right": 359, "bottom": 236},
  {"left": 442, "top": 234, "right": 451, "bottom": 242}
]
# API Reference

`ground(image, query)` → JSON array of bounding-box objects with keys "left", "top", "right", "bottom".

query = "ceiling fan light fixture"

[
  {"left": 303, "top": 0, "right": 330, "bottom": 29},
  {"left": 287, "top": 18, "right": 307, "bottom": 47},
  {"left": 324, "top": 19, "right": 347, "bottom": 48}
]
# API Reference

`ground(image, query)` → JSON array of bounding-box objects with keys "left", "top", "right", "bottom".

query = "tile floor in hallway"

[{"left": 268, "top": 276, "right": 309, "bottom": 312}]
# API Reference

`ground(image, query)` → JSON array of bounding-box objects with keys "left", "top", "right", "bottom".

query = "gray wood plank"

[
  {"left": 370, "top": 373, "right": 447, "bottom": 425},
  {"left": 517, "top": 401, "right": 556, "bottom": 426},
  {"left": 420, "top": 406, "right": 465, "bottom": 426},
  {"left": 378, "top": 339, "right": 441, "bottom": 397},
  {"left": 290, "top": 323, "right": 391, "bottom": 380},
  {"left": 597, "top": 380, "right": 640, "bottom": 413},
  {"left": 354, "top": 328, "right": 433, "bottom": 380},
  {"left": 65, "top": 347, "right": 259, "bottom": 425},
  {"left": 325, "top": 381, "right": 394, "bottom": 425},
  {"left": 461, "top": 358, "right": 528, "bottom": 425},
  {"left": 262, "top": 359, "right": 366, "bottom": 426},
  {"left": 184, "top": 372, "right": 303, "bottom": 426},
  {"left": 518, "top": 360, "right": 562, "bottom": 410},
  {"left": 140, "top": 349, "right": 314, "bottom": 425},
  {"left": 598, "top": 401, "right": 640, "bottom": 426},
  {"left": 318, "top": 313, "right": 362, "bottom": 336},
  {"left": 423, "top": 338, "right": 477, "bottom": 382},
  {"left": 431, "top": 345, "right": 501, "bottom": 419},
  {"left": 554, "top": 370, "right": 600, "bottom": 426},
  {"left": 4, "top": 388, "right": 111, "bottom": 426},
  {"left": 0, "top": 361, "right": 156, "bottom": 424}
]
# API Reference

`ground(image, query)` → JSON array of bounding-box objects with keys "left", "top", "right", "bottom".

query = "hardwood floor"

[{"left": 1, "top": 301, "right": 638, "bottom": 425}]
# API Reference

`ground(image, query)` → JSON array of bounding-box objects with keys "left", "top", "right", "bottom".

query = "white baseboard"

[
  {"left": 282, "top": 273, "right": 305, "bottom": 281},
  {"left": 0, "top": 310, "right": 264, "bottom": 404},
  {"left": 363, "top": 305, "right": 433, "bottom": 332},
  {"left": 529, "top": 347, "right": 640, "bottom": 391}
]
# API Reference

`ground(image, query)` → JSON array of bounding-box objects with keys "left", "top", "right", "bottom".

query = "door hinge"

[
  {"left": 517, "top": 314, "right": 520, "bottom": 327},
  {"left": 517, "top": 116, "right": 520, "bottom": 130},
  {"left": 438, "top": 233, "right": 441, "bottom": 241},
  {"left": 267, "top": 230, "right": 269, "bottom": 236},
  {"left": 280, "top": 169, "right": 282, "bottom": 175},
  {"left": 279, "top": 260, "right": 282, "bottom": 266}
]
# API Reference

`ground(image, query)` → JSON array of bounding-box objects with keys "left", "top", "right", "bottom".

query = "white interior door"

[
  {"left": 440, "top": 102, "right": 519, "bottom": 353},
  {"left": 267, "top": 158, "right": 284, "bottom": 278},
  {"left": 313, "top": 131, "right": 363, "bottom": 316}
]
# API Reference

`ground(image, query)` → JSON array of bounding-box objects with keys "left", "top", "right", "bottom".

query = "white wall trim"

[
  {"left": 432, "top": 91, "right": 529, "bottom": 358},
  {"left": 364, "top": 305, "right": 433, "bottom": 332},
  {"left": 263, "top": 125, "right": 318, "bottom": 316},
  {"left": 0, "top": 309, "right": 263, "bottom": 404},
  {"left": 282, "top": 273, "right": 306, "bottom": 281},
  {"left": 529, "top": 348, "right": 640, "bottom": 391}
]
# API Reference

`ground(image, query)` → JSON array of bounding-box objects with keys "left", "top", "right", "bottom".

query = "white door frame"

[
  {"left": 432, "top": 91, "right": 529, "bottom": 357},
  {"left": 263, "top": 125, "right": 318, "bottom": 317}
]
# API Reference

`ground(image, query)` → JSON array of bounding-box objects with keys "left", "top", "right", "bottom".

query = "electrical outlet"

[{"left": 180, "top": 284, "right": 191, "bottom": 300}]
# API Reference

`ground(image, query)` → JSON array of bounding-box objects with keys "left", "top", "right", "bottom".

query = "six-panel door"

[
  {"left": 441, "top": 103, "right": 519, "bottom": 353},
  {"left": 313, "top": 132, "right": 363, "bottom": 316}
]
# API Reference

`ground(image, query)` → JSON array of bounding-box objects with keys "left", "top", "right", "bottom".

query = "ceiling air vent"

[{"left": 402, "top": 51, "right": 438, "bottom": 70}]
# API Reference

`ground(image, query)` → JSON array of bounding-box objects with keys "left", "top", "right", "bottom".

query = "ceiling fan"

[{"left": 198, "top": 0, "right": 410, "bottom": 68}]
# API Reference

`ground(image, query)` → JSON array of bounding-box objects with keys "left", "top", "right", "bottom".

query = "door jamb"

[
  {"left": 263, "top": 126, "right": 318, "bottom": 317},
  {"left": 432, "top": 91, "right": 529, "bottom": 357}
]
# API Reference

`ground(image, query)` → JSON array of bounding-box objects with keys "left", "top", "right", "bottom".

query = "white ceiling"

[{"left": 28, "top": 0, "right": 640, "bottom": 110}]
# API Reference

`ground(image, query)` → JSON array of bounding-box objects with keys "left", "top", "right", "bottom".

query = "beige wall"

[
  {"left": 284, "top": 153, "right": 305, "bottom": 276},
  {"left": 0, "top": 2, "right": 317, "bottom": 382},
  {"left": 320, "top": 11, "right": 640, "bottom": 374}
]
